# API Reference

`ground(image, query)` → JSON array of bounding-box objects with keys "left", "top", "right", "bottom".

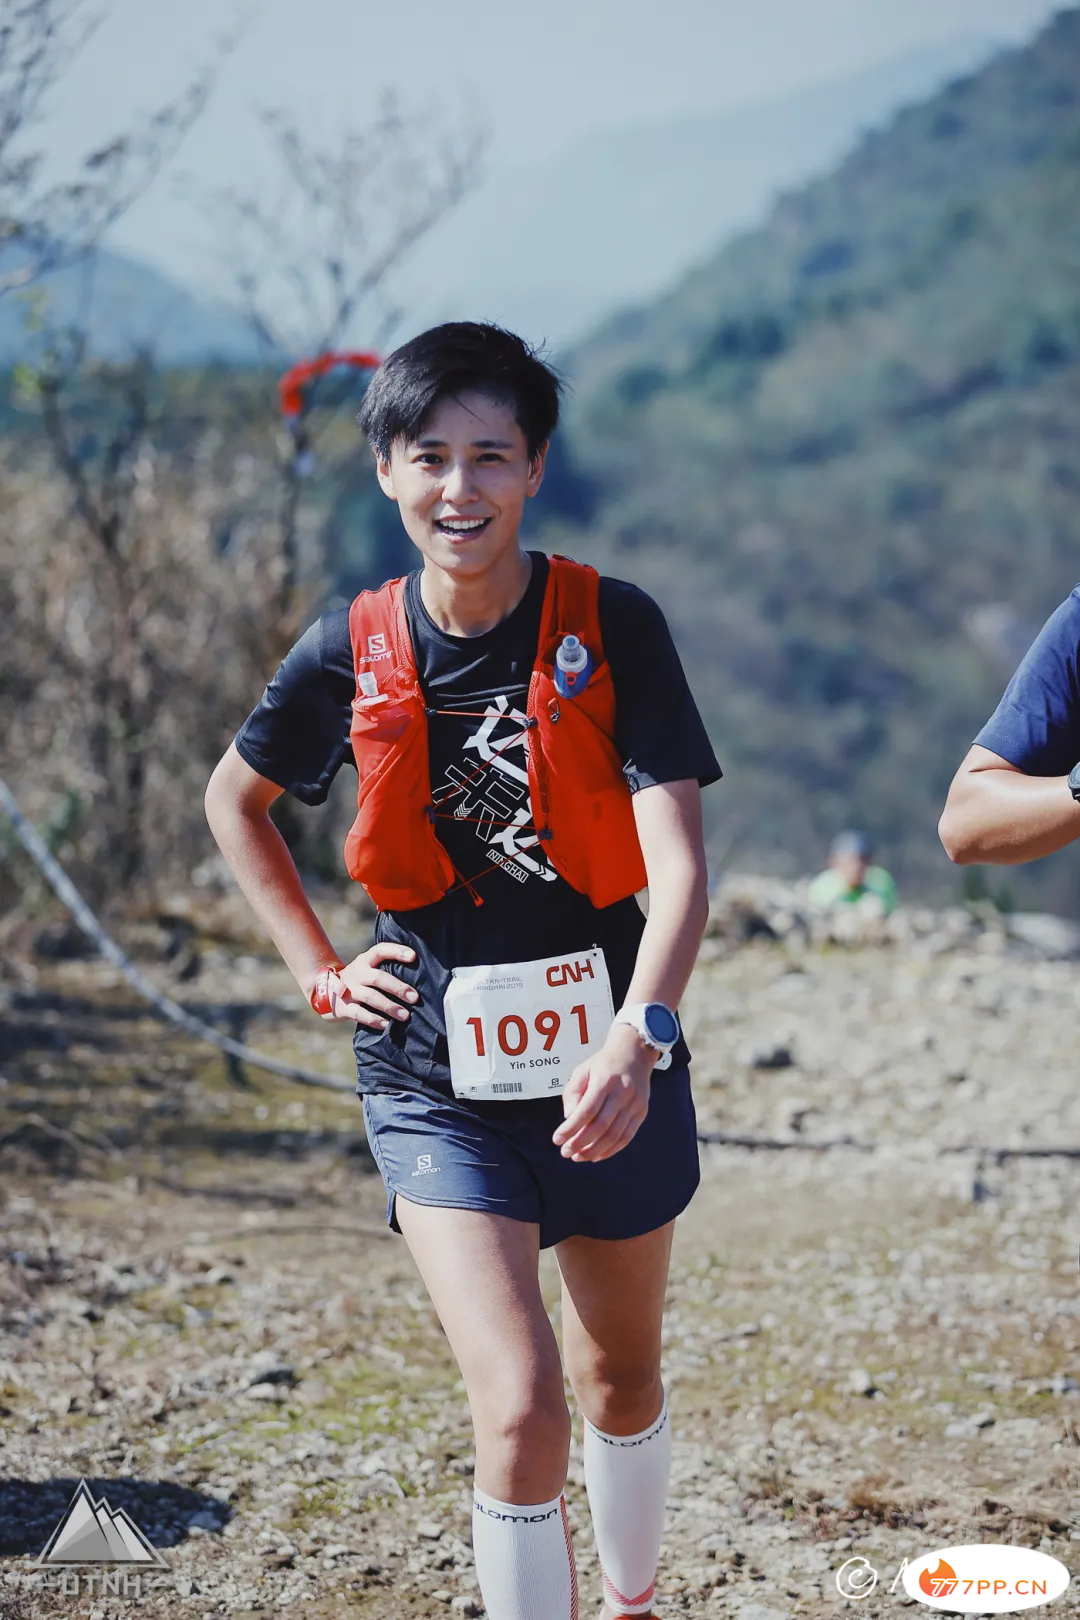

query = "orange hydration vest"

[{"left": 344, "top": 554, "right": 647, "bottom": 912}]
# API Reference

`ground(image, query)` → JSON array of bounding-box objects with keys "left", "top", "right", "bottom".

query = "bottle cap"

[{"left": 556, "top": 634, "right": 588, "bottom": 672}]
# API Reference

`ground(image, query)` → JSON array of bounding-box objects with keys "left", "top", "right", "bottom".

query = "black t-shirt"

[{"left": 235, "top": 551, "right": 721, "bottom": 1099}]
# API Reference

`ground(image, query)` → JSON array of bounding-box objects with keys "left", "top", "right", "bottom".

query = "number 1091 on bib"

[{"left": 444, "top": 948, "right": 614, "bottom": 1101}]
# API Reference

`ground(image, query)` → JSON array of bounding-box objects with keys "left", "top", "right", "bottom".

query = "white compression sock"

[
  {"left": 583, "top": 1396, "right": 671, "bottom": 1616},
  {"left": 471, "top": 1486, "right": 579, "bottom": 1620}
]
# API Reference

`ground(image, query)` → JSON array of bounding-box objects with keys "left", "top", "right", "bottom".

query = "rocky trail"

[{"left": 2, "top": 884, "right": 1080, "bottom": 1619}]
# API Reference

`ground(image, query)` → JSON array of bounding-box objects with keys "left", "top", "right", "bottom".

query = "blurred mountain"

[
  {"left": 0, "top": 37, "right": 996, "bottom": 364},
  {"left": 397, "top": 36, "right": 998, "bottom": 348},
  {"left": 538, "top": 8, "right": 1080, "bottom": 912},
  {"left": 0, "top": 247, "right": 257, "bottom": 364}
]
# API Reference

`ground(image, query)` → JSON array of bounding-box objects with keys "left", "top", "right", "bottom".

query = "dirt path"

[{"left": 2, "top": 929, "right": 1079, "bottom": 1618}]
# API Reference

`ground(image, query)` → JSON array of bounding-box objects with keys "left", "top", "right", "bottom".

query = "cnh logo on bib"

[
  {"left": 445, "top": 949, "right": 614, "bottom": 1101},
  {"left": 545, "top": 957, "right": 595, "bottom": 987}
]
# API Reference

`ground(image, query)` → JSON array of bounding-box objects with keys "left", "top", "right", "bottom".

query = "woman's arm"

[
  {"left": 552, "top": 778, "right": 709, "bottom": 1162},
  {"left": 203, "top": 742, "right": 416, "bottom": 1027},
  {"left": 938, "top": 744, "right": 1080, "bottom": 866},
  {"left": 619, "top": 776, "right": 711, "bottom": 1008}
]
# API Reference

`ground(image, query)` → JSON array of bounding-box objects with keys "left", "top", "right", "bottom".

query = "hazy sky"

[{"left": 37, "top": 0, "right": 1068, "bottom": 294}]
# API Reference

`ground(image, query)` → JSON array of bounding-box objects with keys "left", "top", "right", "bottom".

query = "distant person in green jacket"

[{"left": 808, "top": 830, "right": 897, "bottom": 915}]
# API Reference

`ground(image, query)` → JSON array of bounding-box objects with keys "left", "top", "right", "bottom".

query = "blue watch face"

[{"left": 644, "top": 1004, "right": 679, "bottom": 1046}]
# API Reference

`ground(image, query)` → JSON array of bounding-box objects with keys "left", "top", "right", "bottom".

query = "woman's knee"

[
  {"left": 568, "top": 1353, "right": 663, "bottom": 1433},
  {"left": 474, "top": 1382, "right": 572, "bottom": 1468}
]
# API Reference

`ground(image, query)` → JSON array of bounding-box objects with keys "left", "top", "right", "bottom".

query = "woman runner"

[{"left": 204, "top": 322, "right": 721, "bottom": 1620}]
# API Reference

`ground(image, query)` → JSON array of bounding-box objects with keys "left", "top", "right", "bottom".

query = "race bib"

[{"left": 445, "top": 947, "right": 614, "bottom": 1101}]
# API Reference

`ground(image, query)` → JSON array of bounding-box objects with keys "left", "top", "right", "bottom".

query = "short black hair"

[{"left": 357, "top": 321, "right": 561, "bottom": 461}]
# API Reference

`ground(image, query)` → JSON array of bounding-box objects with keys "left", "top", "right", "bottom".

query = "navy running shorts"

[{"left": 361, "top": 1067, "right": 700, "bottom": 1249}]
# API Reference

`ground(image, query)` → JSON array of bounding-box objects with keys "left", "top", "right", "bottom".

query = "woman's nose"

[{"left": 440, "top": 460, "right": 479, "bottom": 502}]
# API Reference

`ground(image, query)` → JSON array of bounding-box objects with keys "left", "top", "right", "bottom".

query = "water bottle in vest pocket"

[
  {"left": 351, "top": 690, "right": 413, "bottom": 744},
  {"left": 554, "top": 634, "right": 592, "bottom": 698}
]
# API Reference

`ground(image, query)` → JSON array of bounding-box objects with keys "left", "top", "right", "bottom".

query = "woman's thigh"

[
  {"left": 555, "top": 1221, "right": 675, "bottom": 1431},
  {"left": 394, "top": 1196, "right": 570, "bottom": 1497}
]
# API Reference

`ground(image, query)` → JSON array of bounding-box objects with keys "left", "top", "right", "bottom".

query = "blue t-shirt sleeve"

[{"left": 974, "top": 588, "right": 1080, "bottom": 775}]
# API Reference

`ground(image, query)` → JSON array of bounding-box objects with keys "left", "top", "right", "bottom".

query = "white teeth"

[{"left": 439, "top": 518, "right": 487, "bottom": 530}]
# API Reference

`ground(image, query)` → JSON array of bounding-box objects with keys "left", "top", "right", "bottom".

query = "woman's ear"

[
  {"left": 375, "top": 453, "right": 397, "bottom": 501},
  {"left": 526, "top": 440, "right": 549, "bottom": 498}
]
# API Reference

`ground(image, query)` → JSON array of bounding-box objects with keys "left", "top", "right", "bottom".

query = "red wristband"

[{"left": 309, "top": 962, "right": 347, "bottom": 1016}]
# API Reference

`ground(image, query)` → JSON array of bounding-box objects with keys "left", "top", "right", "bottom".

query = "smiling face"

[{"left": 375, "top": 390, "right": 547, "bottom": 579}]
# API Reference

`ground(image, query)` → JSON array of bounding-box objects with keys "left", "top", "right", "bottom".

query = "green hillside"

[{"left": 543, "top": 6, "right": 1080, "bottom": 910}]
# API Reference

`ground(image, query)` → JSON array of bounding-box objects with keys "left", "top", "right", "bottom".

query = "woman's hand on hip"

[
  {"left": 552, "top": 1024, "right": 656, "bottom": 1162},
  {"left": 308, "top": 943, "right": 418, "bottom": 1029}
]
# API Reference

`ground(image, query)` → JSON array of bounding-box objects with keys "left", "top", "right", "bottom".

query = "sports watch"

[
  {"left": 1069, "top": 762, "right": 1080, "bottom": 802},
  {"left": 612, "top": 1002, "right": 680, "bottom": 1070}
]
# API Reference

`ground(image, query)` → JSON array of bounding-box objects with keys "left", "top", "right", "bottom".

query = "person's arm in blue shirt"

[
  {"left": 939, "top": 744, "right": 1080, "bottom": 865},
  {"left": 939, "top": 589, "right": 1080, "bottom": 865}
]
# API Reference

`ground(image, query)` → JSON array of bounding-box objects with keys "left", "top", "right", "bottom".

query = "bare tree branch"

[
  {"left": 0, "top": 1, "right": 97, "bottom": 175},
  {"left": 0, "top": 0, "right": 237, "bottom": 295},
  {"left": 35, "top": 344, "right": 154, "bottom": 572},
  {"left": 205, "top": 94, "right": 484, "bottom": 608},
  {"left": 212, "top": 93, "right": 485, "bottom": 359}
]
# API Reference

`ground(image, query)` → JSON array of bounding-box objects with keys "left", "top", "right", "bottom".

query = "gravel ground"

[{"left": 2, "top": 909, "right": 1080, "bottom": 1619}]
